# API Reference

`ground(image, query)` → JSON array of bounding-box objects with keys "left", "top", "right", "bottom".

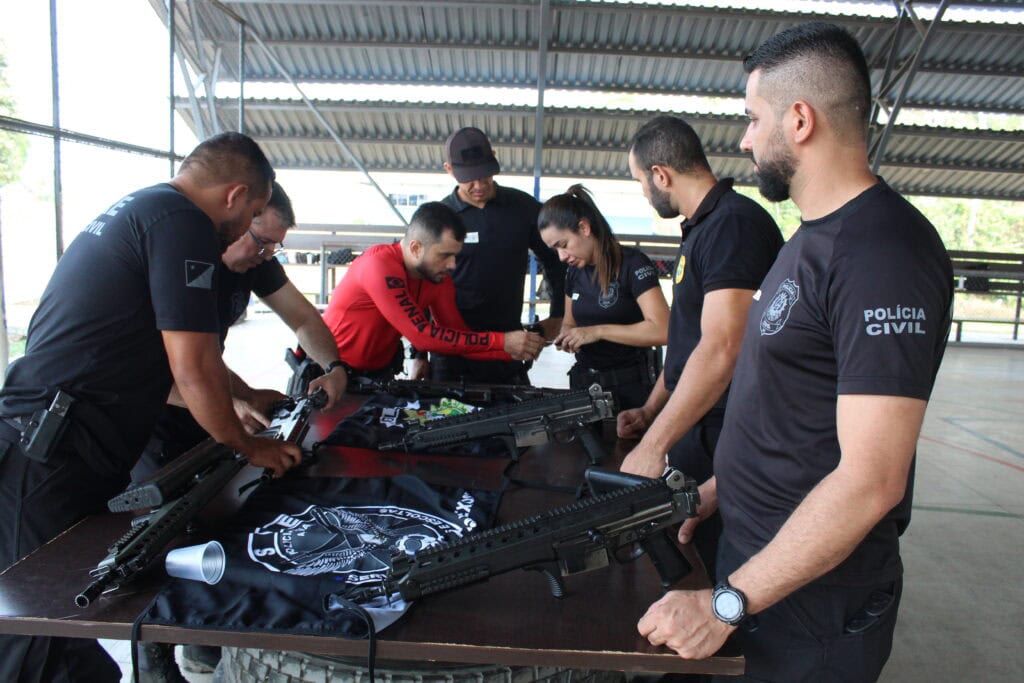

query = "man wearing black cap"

[{"left": 426, "top": 127, "right": 566, "bottom": 385}]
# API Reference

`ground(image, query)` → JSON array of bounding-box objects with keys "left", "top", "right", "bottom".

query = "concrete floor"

[{"left": 100, "top": 311, "right": 1023, "bottom": 682}]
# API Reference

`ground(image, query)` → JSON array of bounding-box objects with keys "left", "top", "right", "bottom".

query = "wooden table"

[{"left": 0, "top": 395, "right": 743, "bottom": 676}]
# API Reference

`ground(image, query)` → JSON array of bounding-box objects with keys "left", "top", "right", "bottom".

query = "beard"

[
  {"left": 217, "top": 218, "right": 246, "bottom": 246},
  {"left": 754, "top": 129, "right": 797, "bottom": 202},
  {"left": 648, "top": 183, "right": 678, "bottom": 219},
  {"left": 415, "top": 262, "right": 448, "bottom": 284}
]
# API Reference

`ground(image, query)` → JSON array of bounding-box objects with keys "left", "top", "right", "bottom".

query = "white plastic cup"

[{"left": 164, "top": 541, "right": 226, "bottom": 585}]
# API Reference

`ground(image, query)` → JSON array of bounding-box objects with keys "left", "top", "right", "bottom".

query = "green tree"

[
  {"left": 1, "top": 46, "right": 28, "bottom": 186},
  {"left": 909, "top": 196, "right": 1024, "bottom": 252},
  {"left": 735, "top": 185, "right": 1024, "bottom": 251}
]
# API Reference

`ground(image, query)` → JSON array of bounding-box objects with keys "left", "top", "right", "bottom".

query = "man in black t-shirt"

[
  {"left": 427, "top": 127, "right": 566, "bottom": 384},
  {"left": 618, "top": 116, "right": 783, "bottom": 575},
  {"left": 135, "top": 181, "right": 349, "bottom": 679},
  {"left": 138, "top": 182, "right": 348, "bottom": 478},
  {"left": 0, "top": 134, "right": 302, "bottom": 682},
  {"left": 636, "top": 24, "right": 953, "bottom": 682}
]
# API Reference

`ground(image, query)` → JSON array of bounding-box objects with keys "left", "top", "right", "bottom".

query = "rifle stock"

[
  {"left": 336, "top": 467, "right": 699, "bottom": 605},
  {"left": 76, "top": 389, "right": 326, "bottom": 607}
]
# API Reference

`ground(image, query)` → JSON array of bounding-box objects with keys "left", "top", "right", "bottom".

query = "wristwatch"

[
  {"left": 711, "top": 580, "right": 748, "bottom": 626},
  {"left": 324, "top": 360, "right": 351, "bottom": 375}
]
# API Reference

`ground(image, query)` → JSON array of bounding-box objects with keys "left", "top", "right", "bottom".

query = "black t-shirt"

[
  {"left": 715, "top": 180, "right": 953, "bottom": 585},
  {"left": 217, "top": 258, "right": 288, "bottom": 344},
  {"left": 663, "top": 179, "right": 784, "bottom": 413},
  {"left": 0, "top": 183, "right": 223, "bottom": 468},
  {"left": 566, "top": 246, "right": 660, "bottom": 369},
  {"left": 152, "top": 258, "right": 290, "bottom": 449},
  {"left": 441, "top": 185, "right": 566, "bottom": 331}
]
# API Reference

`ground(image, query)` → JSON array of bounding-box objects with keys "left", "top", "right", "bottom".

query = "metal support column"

[
  {"left": 207, "top": 49, "right": 224, "bottom": 135},
  {"left": 49, "top": 0, "right": 64, "bottom": 259},
  {"left": 168, "top": 0, "right": 177, "bottom": 175},
  {"left": 867, "top": 8, "right": 907, "bottom": 141},
  {"left": 238, "top": 22, "right": 246, "bottom": 133},
  {"left": 187, "top": 0, "right": 218, "bottom": 135},
  {"left": 528, "top": 0, "right": 551, "bottom": 322}
]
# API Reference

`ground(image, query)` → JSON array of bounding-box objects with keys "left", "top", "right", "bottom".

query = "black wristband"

[{"left": 325, "top": 360, "right": 350, "bottom": 375}]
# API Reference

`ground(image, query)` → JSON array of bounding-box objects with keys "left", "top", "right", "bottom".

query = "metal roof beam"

[
  {"left": 217, "top": 1, "right": 1024, "bottom": 36},
  {"left": 204, "top": 75, "right": 1021, "bottom": 113},
  {"left": 872, "top": 0, "right": 951, "bottom": 172},
  {"left": 198, "top": 37, "right": 1023, "bottom": 79},
  {"left": 239, "top": 21, "right": 407, "bottom": 223},
  {"left": 0, "top": 115, "right": 182, "bottom": 161},
  {"left": 223, "top": 0, "right": 532, "bottom": 9},
  {"left": 532, "top": 0, "right": 551, "bottom": 201},
  {"left": 253, "top": 134, "right": 1022, "bottom": 175},
  {"left": 192, "top": 99, "right": 1022, "bottom": 142}
]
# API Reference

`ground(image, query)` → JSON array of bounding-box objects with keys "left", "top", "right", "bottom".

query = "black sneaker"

[
  {"left": 137, "top": 642, "right": 189, "bottom": 683},
  {"left": 181, "top": 644, "right": 222, "bottom": 674}
]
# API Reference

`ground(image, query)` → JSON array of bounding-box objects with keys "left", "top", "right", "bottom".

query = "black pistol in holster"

[{"left": 19, "top": 389, "right": 76, "bottom": 462}]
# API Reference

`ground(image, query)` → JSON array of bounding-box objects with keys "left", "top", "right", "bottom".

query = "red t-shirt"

[{"left": 322, "top": 242, "right": 509, "bottom": 371}]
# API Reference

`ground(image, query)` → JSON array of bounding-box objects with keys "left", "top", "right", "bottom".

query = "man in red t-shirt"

[{"left": 322, "top": 202, "right": 545, "bottom": 376}]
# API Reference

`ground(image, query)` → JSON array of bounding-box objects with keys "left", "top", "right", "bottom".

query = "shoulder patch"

[
  {"left": 185, "top": 261, "right": 215, "bottom": 290},
  {"left": 385, "top": 276, "right": 405, "bottom": 289}
]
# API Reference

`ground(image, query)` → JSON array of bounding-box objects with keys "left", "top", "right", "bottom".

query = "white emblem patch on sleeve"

[{"left": 185, "top": 260, "right": 215, "bottom": 289}]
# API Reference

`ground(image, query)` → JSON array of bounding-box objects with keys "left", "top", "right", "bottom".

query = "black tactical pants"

[
  {"left": 712, "top": 538, "right": 902, "bottom": 683},
  {"left": 0, "top": 429, "right": 125, "bottom": 682}
]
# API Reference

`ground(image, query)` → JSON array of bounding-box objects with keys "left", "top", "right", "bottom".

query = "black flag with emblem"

[{"left": 143, "top": 474, "right": 501, "bottom": 637}]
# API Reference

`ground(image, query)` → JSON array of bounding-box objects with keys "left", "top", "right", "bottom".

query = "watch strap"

[{"left": 324, "top": 360, "right": 351, "bottom": 375}]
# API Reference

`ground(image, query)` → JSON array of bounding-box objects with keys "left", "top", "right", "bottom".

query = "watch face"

[{"left": 714, "top": 590, "right": 744, "bottom": 621}]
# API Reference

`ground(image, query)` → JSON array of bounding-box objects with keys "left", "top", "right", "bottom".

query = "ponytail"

[{"left": 538, "top": 184, "right": 622, "bottom": 294}]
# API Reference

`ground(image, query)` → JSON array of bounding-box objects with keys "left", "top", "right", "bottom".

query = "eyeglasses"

[{"left": 248, "top": 227, "right": 284, "bottom": 257}]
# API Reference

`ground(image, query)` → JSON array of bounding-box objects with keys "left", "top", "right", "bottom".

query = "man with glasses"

[
  {"left": 0, "top": 133, "right": 302, "bottom": 683},
  {"left": 134, "top": 181, "right": 348, "bottom": 681},
  {"left": 137, "top": 180, "right": 347, "bottom": 477},
  {"left": 248, "top": 226, "right": 283, "bottom": 256},
  {"left": 215, "top": 181, "right": 347, "bottom": 422}
]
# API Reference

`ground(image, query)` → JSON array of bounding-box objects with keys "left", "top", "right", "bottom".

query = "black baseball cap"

[{"left": 445, "top": 127, "right": 501, "bottom": 183}]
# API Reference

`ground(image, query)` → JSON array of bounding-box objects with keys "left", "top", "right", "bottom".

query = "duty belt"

[
  {"left": 573, "top": 361, "right": 651, "bottom": 388},
  {"left": 1, "top": 390, "right": 76, "bottom": 462},
  {"left": 0, "top": 416, "right": 26, "bottom": 441}
]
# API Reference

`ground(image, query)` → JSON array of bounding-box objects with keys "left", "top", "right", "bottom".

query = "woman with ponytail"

[{"left": 538, "top": 185, "right": 669, "bottom": 409}]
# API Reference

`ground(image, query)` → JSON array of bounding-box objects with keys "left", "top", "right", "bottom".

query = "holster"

[{"left": 15, "top": 390, "right": 76, "bottom": 463}]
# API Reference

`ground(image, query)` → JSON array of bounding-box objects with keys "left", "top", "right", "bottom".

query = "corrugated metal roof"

[
  {"left": 152, "top": 1, "right": 1023, "bottom": 200},
  {"left": 177, "top": 98, "right": 1024, "bottom": 200},
  {"left": 154, "top": 0, "right": 1024, "bottom": 112}
]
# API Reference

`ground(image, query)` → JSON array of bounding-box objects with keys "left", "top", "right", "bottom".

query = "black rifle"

[
  {"left": 284, "top": 347, "right": 324, "bottom": 396},
  {"left": 337, "top": 468, "right": 699, "bottom": 605},
  {"left": 76, "top": 390, "right": 326, "bottom": 608},
  {"left": 348, "top": 376, "right": 566, "bottom": 404},
  {"left": 376, "top": 384, "right": 614, "bottom": 463}
]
